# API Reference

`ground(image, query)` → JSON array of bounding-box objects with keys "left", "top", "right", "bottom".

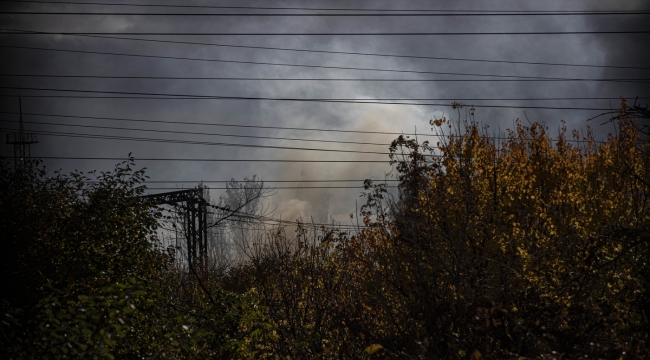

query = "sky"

[{"left": 1, "top": 0, "right": 649, "bottom": 225}]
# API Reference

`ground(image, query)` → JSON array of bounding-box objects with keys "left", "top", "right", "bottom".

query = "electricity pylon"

[{"left": 6, "top": 97, "right": 38, "bottom": 170}]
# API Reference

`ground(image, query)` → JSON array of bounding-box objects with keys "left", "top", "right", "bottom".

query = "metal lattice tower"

[
  {"left": 141, "top": 187, "right": 209, "bottom": 270},
  {"left": 6, "top": 97, "right": 38, "bottom": 169}
]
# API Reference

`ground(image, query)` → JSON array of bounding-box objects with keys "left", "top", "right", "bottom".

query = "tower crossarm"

[
  {"left": 6, "top": 132, "right": 38, "bottom": 145},
  {"left": 140, "top": 188, "right": 207, "bottom": 205}
]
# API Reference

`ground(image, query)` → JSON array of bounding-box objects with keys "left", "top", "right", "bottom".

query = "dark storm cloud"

[
  {"left": 585, "top": 1, "right": 650, "bottom": 107},
  {"left": 1, "top": 0, "right": 648, "bottom": 222}
]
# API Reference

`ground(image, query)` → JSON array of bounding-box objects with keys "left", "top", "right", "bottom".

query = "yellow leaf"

[{"left": 365, "top": 344, "right": 383, "bottom": 355}]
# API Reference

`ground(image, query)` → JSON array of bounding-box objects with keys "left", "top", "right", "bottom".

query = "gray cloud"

[{"left": 1, "top": 0, "right": 648, "bottom": 223}]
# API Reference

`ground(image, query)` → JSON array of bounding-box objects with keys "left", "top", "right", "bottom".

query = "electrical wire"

[
  {"left": 3, "top": 29, "right": 648, "bottom": 35},
  {"left": 139, "top": 180, "right": 401, "bottom": 183},
  {"left": 204, "top": 206, "right": 366, "bottom": 229},
  {"left": 0, "top": 110, "right": 617, "bottom": 141},
  {"left": 0, "top": 83, "right": 650, "bottom": 97},
  {"left": 5, "top": 11, "right": 650, "bottom": 16},
  {"left": 0, "top": 127, "right": 393, "bottom": 155},
  {"left": 1, "top": 30, "right": 645, "bottom": 70},
  {"left": 201, "top": 215, "right": 362, "bottom": 230},
  {"left": 0, "top": 118, "right": 393, "bottom": 146},
  {"left": 0, "top": 110, "right": 442, "bottom": 137},
  {"left": 3, "top": 73, "right": 649, "bottom": 83},
  {"left": 0, "top": 113, "right": 613, "bottom": 146},
  {"left": 3, "top": 0, "right": 649, "bottom": 13},
  {"left": 0, "top": 87, "right": 627, "bottom": 111},
  {"left": 7, "top": 128, "right": 605, "bottom": 159},
  {"left": 144, "top": 186, "right": 396, "bottom": 189},
  {"left": 27, "top": 156, "right": 394, "bottom": 163},
  {"left": 161, "top": 209, "right": 363, "bottom": 231},
  {"left": 0, "top": 94, "right": 626, "bottom": 111},
  {"left": 1, "top": 47, "right": 642, "bottom": 81}
]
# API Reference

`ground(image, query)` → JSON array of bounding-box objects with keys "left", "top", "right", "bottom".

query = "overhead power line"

[
  {"left": 164, "top": 205, "right": 368, "bottom": 231},
  {"left": 138, "top": 180, "right": 400, "bottom": 183},
  {"left": 3, "top": 73, "right": 648, "bottom": 83},
  {"left": 5, "top": 127, "right": 608, "bottom": 151},
  {"left": 145, "top": 186, "right": 396, "bottom": 189},
  {"left": 209, "top": 209, "right": 365, "bottom": 230},
  {"left": 0, "top": 110, "right": 439, "bottom": 137},
  {"left": 0, "top": 94, "right": 638, "bottom": 102},
  {"left": 4, "top": 11, "right": 650, "bottom": 16},
  {"left": 0, "top": 110, "right": 617, "bottom": 142},
  {"left": 0, "top": 127, "right": 393, "bottom": 155},
  {"left": 2, "top": 30, "right": 646, "bottom": 70},
  {"left": 0, "top": 116, "right": 608, "bottom": 145},
  {"left": 1, "top": 46, "right": 645, "bottom": 82},
  {"left": 0, "top": 118, "right": 392, "bottom": 146},
  {"left": 0, "top": 94, "right": 625, "bottom": 112},
  {"left": 0, "top": 87, "right": 626, "bottom": 111},
  {"left": 2, "top": 29, "right": 648, "bottom": 36},
  {"left": 3, "top": 0, "right": 648, "bottom": 13},
  {"left": 202, "top": 213, "right": 363, "bottom": 230},
  {"left": 29, "top": 157, "right": 392, "bottom": 163}
]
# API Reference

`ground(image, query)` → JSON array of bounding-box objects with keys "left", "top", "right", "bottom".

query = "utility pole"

[{"left": 6, "top": 96, "right": 38, "bottom": 170}]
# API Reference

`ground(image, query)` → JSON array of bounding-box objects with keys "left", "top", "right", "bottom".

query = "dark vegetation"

[{"left": 1, "top": 102, "right": 649, "bottom": 359}]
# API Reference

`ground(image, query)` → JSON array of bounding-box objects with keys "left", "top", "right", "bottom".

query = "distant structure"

[
  {"left": 140, "top": 186, "right": 210, "bottom": 270},
  {"left": 6, "top": 97, "right": 38, "bottom": 169}
]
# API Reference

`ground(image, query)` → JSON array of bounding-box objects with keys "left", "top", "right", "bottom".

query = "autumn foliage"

[
  {"left": 339, "top": 108, "right": 650, "bottom": 358},
  {"left": 2, "top": 102, "right": 649, "bottom": 358}
]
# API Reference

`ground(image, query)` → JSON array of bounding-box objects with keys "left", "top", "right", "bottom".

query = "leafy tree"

[
  {"left": 0, "top": 159, "right": 271, "bottom": 359},
  {"left": 344, "top": 106, "right": 650, "bottom": 358},
  {"left": 3, "top": 100, "right": 649, "bottom": 359},
  {"left": 222, "top": 225, "right": 361, "bottom": 358},
  {"left": 0, "top": 158, "right": 161, "bottom": 308}
]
